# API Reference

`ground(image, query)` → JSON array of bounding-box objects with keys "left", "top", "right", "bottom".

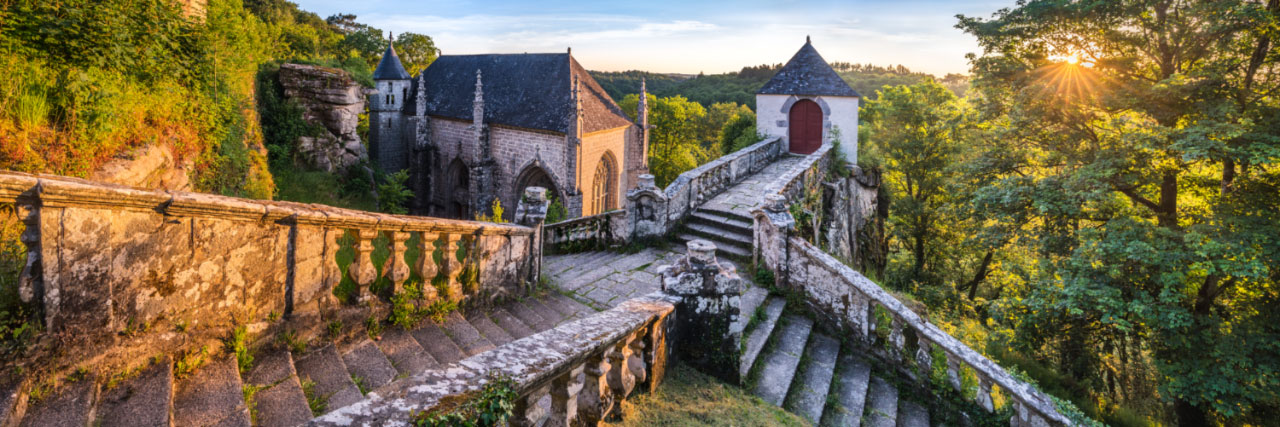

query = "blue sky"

[{"left": 292, "top": 0, "right": 1012, "bottom": 76}]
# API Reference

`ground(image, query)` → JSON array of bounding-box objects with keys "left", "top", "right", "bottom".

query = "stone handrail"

[
  {"left": 749, "top": 146, "right": 1070, "bottom": 426},
  {"left": 661, "top": 137, "right": 784, "bottom": 225},
  {"left": 543, "top": 209, "right": 627, "bottom": 251},
  {"left": 310, "top": 292, "right": 677, "bottom": 425},
  {"left": 0, "top": 172, "right": 540, "bottom": 369}
]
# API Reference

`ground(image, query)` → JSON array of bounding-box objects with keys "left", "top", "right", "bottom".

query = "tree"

[
  {"left": 394, "top": 32, "right": 439, "bottom": 77},
  {"left": 719, "top": 111, "right": 758, "bottom": 155},
  {"left": 620, "top": 93, "right": 710, "bottom": 187},
  {"left": 959, "top": 0, "right": 1280, "bottom": 422}
]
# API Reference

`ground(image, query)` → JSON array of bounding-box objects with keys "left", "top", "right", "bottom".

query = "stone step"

[
  {"left": 490, "top": 308, "right": 537, "bottom": 340},
  {"left": 245, "top": 349, "right": 312, "bottom": 427},
  {"left": 466, "top": 312, "right": 515, "bottom": 347},
  {"left": 97, "top": 357, "right": 172, "bottom": 427},
  {"left": 441, "top": 311, "right": 496, "bottom": 356},
  {"left": 821, "top": 353, "right": 872, "bottom": 427},
  {"left": 697, "top": 207, "right": 754, "bottom": 225},
  {"left": 731, "top": 286, "right": 770, "bottom": 335},
  {"left": 897, "top": 400, "right": 929, "bottom": 427},
  {"left": 504, "top": 301, "right": 557, "bottom": 334},
  {"left": 559, "top": 261, "right": 623, "bottom": 292},
  {"left": 785, "top": 333, "right": 839, "bottom": 424},
  {"left": 376, "top": 328, "right": 439, "bottom": 376},
  {"left": 524, "top": 298, "right": 570, "bottom": 326},
  {"left": 340, "top": 341, "right": 398, "bottom": 392},
  {"left": 174, "top": 357, "right": 251, "bottom": 427},
  {"left": 689, "top": 210, "right": 753, "bottom": 235},
  {"left": 752, "top": 315, "right": 813, "bottom": 406},
  {"left": 863, "top": 375, "right": 899, "bottom": 427},
  {"left": 410, "top": 321, "right": 468, "bottom": 365},
  {"left": 740, "top": 297, "right": 786, "bottom": 378},
  {"left": 557, "top": 251, "right": 615, "bottom": 277},
  {"left": 20, "top": 374, "right": 96, "bottom": 427},
  {"left": 545, "top": 293, "right": 595, "bottom": 321},
  {"left": 674, "top": 233, "right": 751, "bottom": 261},
  {"left": 682, "top": 222, "right": 752, "bottom": 250},
  {"left": 0, "top": 376, "right": 27, "bottom": 427},
  {"left": 293, "top": 345, "right": 363, "bottom": 416}
]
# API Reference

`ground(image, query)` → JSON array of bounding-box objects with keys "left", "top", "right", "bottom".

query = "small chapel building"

[
  {"left": 370, "top": 41, "right": 649, "bottom": 220},
  {"left": 756, "top": 38, "right": 860, "bottom": 163}
]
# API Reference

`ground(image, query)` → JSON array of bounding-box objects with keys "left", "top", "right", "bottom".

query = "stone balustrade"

[
  {"left": 311, "top": 292, "right": 677, "bottom": 425},
  {"left": 750, "top": 151, "right": 1070, "bottom": 426},
  {"left": 543, "top": 209, "right": 627, "bottom": 252},
  {"left": 661, "top": 137, "right": 784, "bottom": 226},
  {"left": 0, "top": 172, "right": 542, "bottom": 369}
]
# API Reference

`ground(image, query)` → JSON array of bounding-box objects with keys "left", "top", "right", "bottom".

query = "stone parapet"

[
  {"left": 659, "top": 240, "right": 744, "bottom": 383},
  {"left": 543, "top": 209, "right": 627, "bottom": 252},
  {"left": 310, "top": 292, "right": 678, "bottom": 426},
  {"left": 661, "top": 137, "right": 784, "bottom": 228}
]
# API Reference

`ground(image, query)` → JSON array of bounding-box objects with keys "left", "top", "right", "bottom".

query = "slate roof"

[
  {"left": 373, "top": 42, "right": 411, "bottom": 80},
  {"left": 758, "top": 40, "right": 860, "bottom": 98},
  {"left": 405, "top": 53, "right": 633, "bottom": 134}
]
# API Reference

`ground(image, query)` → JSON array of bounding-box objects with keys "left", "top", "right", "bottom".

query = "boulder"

[{"left": 278, "top": 63, "right": 376, "bottom": 172}]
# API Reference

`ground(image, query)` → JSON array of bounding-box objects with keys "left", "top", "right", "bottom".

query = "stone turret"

[{"left": 370, "top": 33, "right": 413, "bottom": 173}]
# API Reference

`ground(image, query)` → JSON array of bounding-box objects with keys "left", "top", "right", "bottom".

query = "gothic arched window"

[{"left": 591, "top": 152, "right": 617, "bottom": 215}]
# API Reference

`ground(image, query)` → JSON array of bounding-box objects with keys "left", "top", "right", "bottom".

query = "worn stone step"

[
  {"left": 752, "top": 315, "right": 813, "bottom": 406},
  {"left": 731, "top": 286, "right": 770, "bottom": 335},
  {"left": 558, "top": 263, "right": 621, "bottom": 292},
  {"left": 0, "top": 376, "right": 27, "bottom": 427},
  {"left": 785, "top": 333, "right": 839, "bottom": 424},
  {"left": 490, "top": 308, "right": 537, "bottom": 340},
  {"left": 682, "top": 222, "right": 752, "bottom": 249},
  {"left": 545, "top": 293, "right": 594, "bottom": 320},
  {"left": 466, "top": 312, "right": 515, "bottom": 347},
  {"left": 341, "top": 341, "right": 398, "bottom": 392},
  {"left": 98, "top": 357, "right": 173, "bottom": 427},
  {"left": 376, "top": 328, "right": 439, "bottom": 376},
  {"left": 863, "top": 376, "right": 899, "bottom": 427},
  {"left": 897, "top": 400, "right": 929, "bottom": 427},
  {"left": 821, "top": 354, "right": 872, "bottom": 427},
  {"left": 441, "top": 311, "right": 496, "bottom": 356},
  {"left": 174, "top": 357, "right": 251, "bottom": 427},
  {"left": 244, "top": 349, "right": 311, "bottom": 427},
  {"left": 673, "top": 233, "right": 752, "bottom": 261},
  {"left": 20, "top": 374, "right": 96, "bottom": 427},
  {"left": 524, "top": 298, "right": 569, "bottom": 326},
  {"left": 507, "top": 300, "right": 555, "bottom": 333},
  {"left": 293, "top": 345, "right": 362, "bottom": 415},
  {"left": 740, "top": 297, "right": 786, "bottom": 378},
  {"left": 689, "top": 210, "right": 753, "bottom": 235},
  {"left": 557, "top": 251, "right": 615, "bottom": 277},
  {"left": 410, "top": 321, "right": 467, "bottom": 365},
  {"left": 697, "top": 207, "right": 754, "bottom": 225}
]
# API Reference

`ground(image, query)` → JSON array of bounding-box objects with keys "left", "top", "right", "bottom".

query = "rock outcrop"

[
  {"left": 278, "top": 63, "right": 374, "bottom": 172},
  {"left": 91, "top": 143, "right": 192, "bottom": 191}
]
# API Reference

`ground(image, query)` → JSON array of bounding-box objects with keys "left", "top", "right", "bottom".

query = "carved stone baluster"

[
  {"left": 442, "top": 233, "right": 463, "bottom": 301},
  {"left": 415, "top": 232, "right": 440, "bottom": 301},
  {"left": 915, "top": 335, "right": 933, "bottom": 381},
  {"left": 946, "top": 355, "right": 963, "bottom": 393},
  {"left": 976, "top": 374, "right": 995, "bottom": 412},
  {"left": 578, "top": 350, "right": 614, "bottom": 424},
  {"left": 628, "top": 325, "right": 649, "bottom": 387},
  {"left": 349, "top": 229, "right": 379, "bottom": 303},
  {"left": 547, "top": 364, "right": 585, "bottom": 427},
  {"left": 386, "top": 231, "right": 411, "bottom": 295},
  {"left": 606, "top": 334, "right": 638, "bottom": 419},
  {"left": 644, "top": 314, "right": 669, "bottom": 393},
  {"left": 511, "top": 383, "right": 550, "bottom": 427},
  {"left": 888, "top": 319, "right": 906, "bottom": 359},
  {"left": 866, "top": 301, "right": 880, "bottom": 346}
]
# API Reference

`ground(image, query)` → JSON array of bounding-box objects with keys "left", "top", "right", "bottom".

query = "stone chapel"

[{"left": 370, "top": 40, "right": 649, "bottom": 220}]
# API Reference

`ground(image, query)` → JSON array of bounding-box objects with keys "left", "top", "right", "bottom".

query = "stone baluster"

[
  {"left": 415, "top": 232, "right": 440, "bottom": 301},
  {"left": 915, "top": 335, "right": 934, "bottom": 381},
  {"left": 888, "top": 319, "right": 906, "bottom": 358},
  {"left": 349, "top": 229, "right": 379, "bottom": 303},
  {"left": 386, "top": 231, "right": 411, "bottom": 295},
  {"left": 606, "top": 333, "right": 638, "bottom": 419},
  {"left": 976, "top": 374, "right": 995, "bottom": 412},
  {"left": 866, "top": 301, "right": 881, "bottom": 346},
  {"left": 547, "top": 365, "right": 585, "bottom": 427},
  {"left": 643, "top": 314, "right": 670, "bottom": 393},
  {"left": 578, "top": 350, "right": 615, "bottom": 424},
  {"left": 946, "top": 355, "right": 963, "bottom": 393},
  {"left": 627, "top": 326, "right": 649, "bottom": 386},
  {"left": 512, "top": 383, "right": 550, "bottom": 427},
  {"left": 442, "top": 233, "right": 464, "bottom": 301}
]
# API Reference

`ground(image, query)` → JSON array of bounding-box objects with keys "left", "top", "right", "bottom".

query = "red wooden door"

[{"left": 788, "top": 99, "right": 822, "bottom": 154}]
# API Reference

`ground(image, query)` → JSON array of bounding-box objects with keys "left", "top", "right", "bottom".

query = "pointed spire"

[
  {"left": 806, "top": 35, "right": 811, "bottom": 44},
  {"left": 473, "top": 69, "right": 484, "bottom": 127},
  {"left": 373, "top": 31, "right": 411, "bottom": 80},
  {"left": 639, "top": 77, "right": 649, "bottom": 127}
]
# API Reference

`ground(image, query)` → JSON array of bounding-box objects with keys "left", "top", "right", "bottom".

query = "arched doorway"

[
  {"left": 788, "top": 99, "right": 822, "bottom": 154},
  {"left": 445, "top": 159, "right": 470, "bottom": 219},
  {"left": 515, "top": 165, "right": 559, "bottom": 208},
  {"left": 590, "top": 152, "right": 618, "bottom": 215}
]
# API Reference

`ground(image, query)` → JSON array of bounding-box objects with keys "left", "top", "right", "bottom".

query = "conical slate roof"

[
  {"left": 373, "top": 40, "right": 412, "bottom": 80},
  {"left": 758, "top": 39, "right": 859, "bottom": 97}
]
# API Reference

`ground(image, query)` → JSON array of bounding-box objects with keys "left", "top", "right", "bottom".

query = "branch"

[{"left": 1113, "top": 183, "right": 1160, "bottom": 212}]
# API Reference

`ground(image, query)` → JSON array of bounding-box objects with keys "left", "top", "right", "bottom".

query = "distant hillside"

[{"left": 591, "top": 63, "right": 969, "bottom": 110}]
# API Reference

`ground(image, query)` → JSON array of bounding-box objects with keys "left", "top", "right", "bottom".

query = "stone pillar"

[
  {"left": 350, "top": 229, "right": 379, "bottom": 303},
  {"left": 754, "top": 194, "right": 794, "bottom": 285},
  {"left": 626, "top": 174, "right": 668, "bottom": 240},
  {"left": 659, "top": 240, "right": 744, "bottom": 384},
  {"left": 515, "top": 186, "right": 550, "bottom": 285},
  {"left": 386, "top": 231, "right": 411, "bottom": 295}
]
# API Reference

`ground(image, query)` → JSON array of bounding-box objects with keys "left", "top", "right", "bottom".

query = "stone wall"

[
  {"left": 491, "top": 124, "right": 571, "bottom": 217},
  {"left": 756, "top": 93, "right": 859, "bottom": 163},
  {"left": 662, "top": 137, "right": 785, "bottom": 227},
  {"left": 580, "top": 127, "right": 629, "bottom": 215},
  {"left": 0, "top": 172, "right": 540, "bottom": 375},
  {"left": 279, "top": 63, "right": 372, "bottom": 172}
]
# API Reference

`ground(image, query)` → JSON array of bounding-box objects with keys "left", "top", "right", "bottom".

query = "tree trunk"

[
  {"left": 1158, "top": 170, "right": 1178, "bottom": 228},
  {"left": 959, "top": 250, "right": 994, "bottom": 300}
]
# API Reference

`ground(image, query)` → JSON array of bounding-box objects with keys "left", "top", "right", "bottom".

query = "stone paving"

[
  {"left": 700, "top": 154, "right": 807, "bottom": 216},
  {"left": 543, "top": 248, "right": 681, "bottom": 309}
]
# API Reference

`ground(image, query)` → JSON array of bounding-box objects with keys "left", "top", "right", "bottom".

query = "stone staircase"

[
  {"left": 2, "top": 292, "right": 596, "bottom": 427},
  {"left": 674, "top": 207, "right": 754, "bottom": 263},
  {"left": 736, "top": 286, "right": 939, "bottom": 427}
]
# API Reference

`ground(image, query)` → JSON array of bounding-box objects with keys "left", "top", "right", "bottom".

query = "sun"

[{"left": 1063, "top": 54, "right": 1080, "bottom": 65}]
